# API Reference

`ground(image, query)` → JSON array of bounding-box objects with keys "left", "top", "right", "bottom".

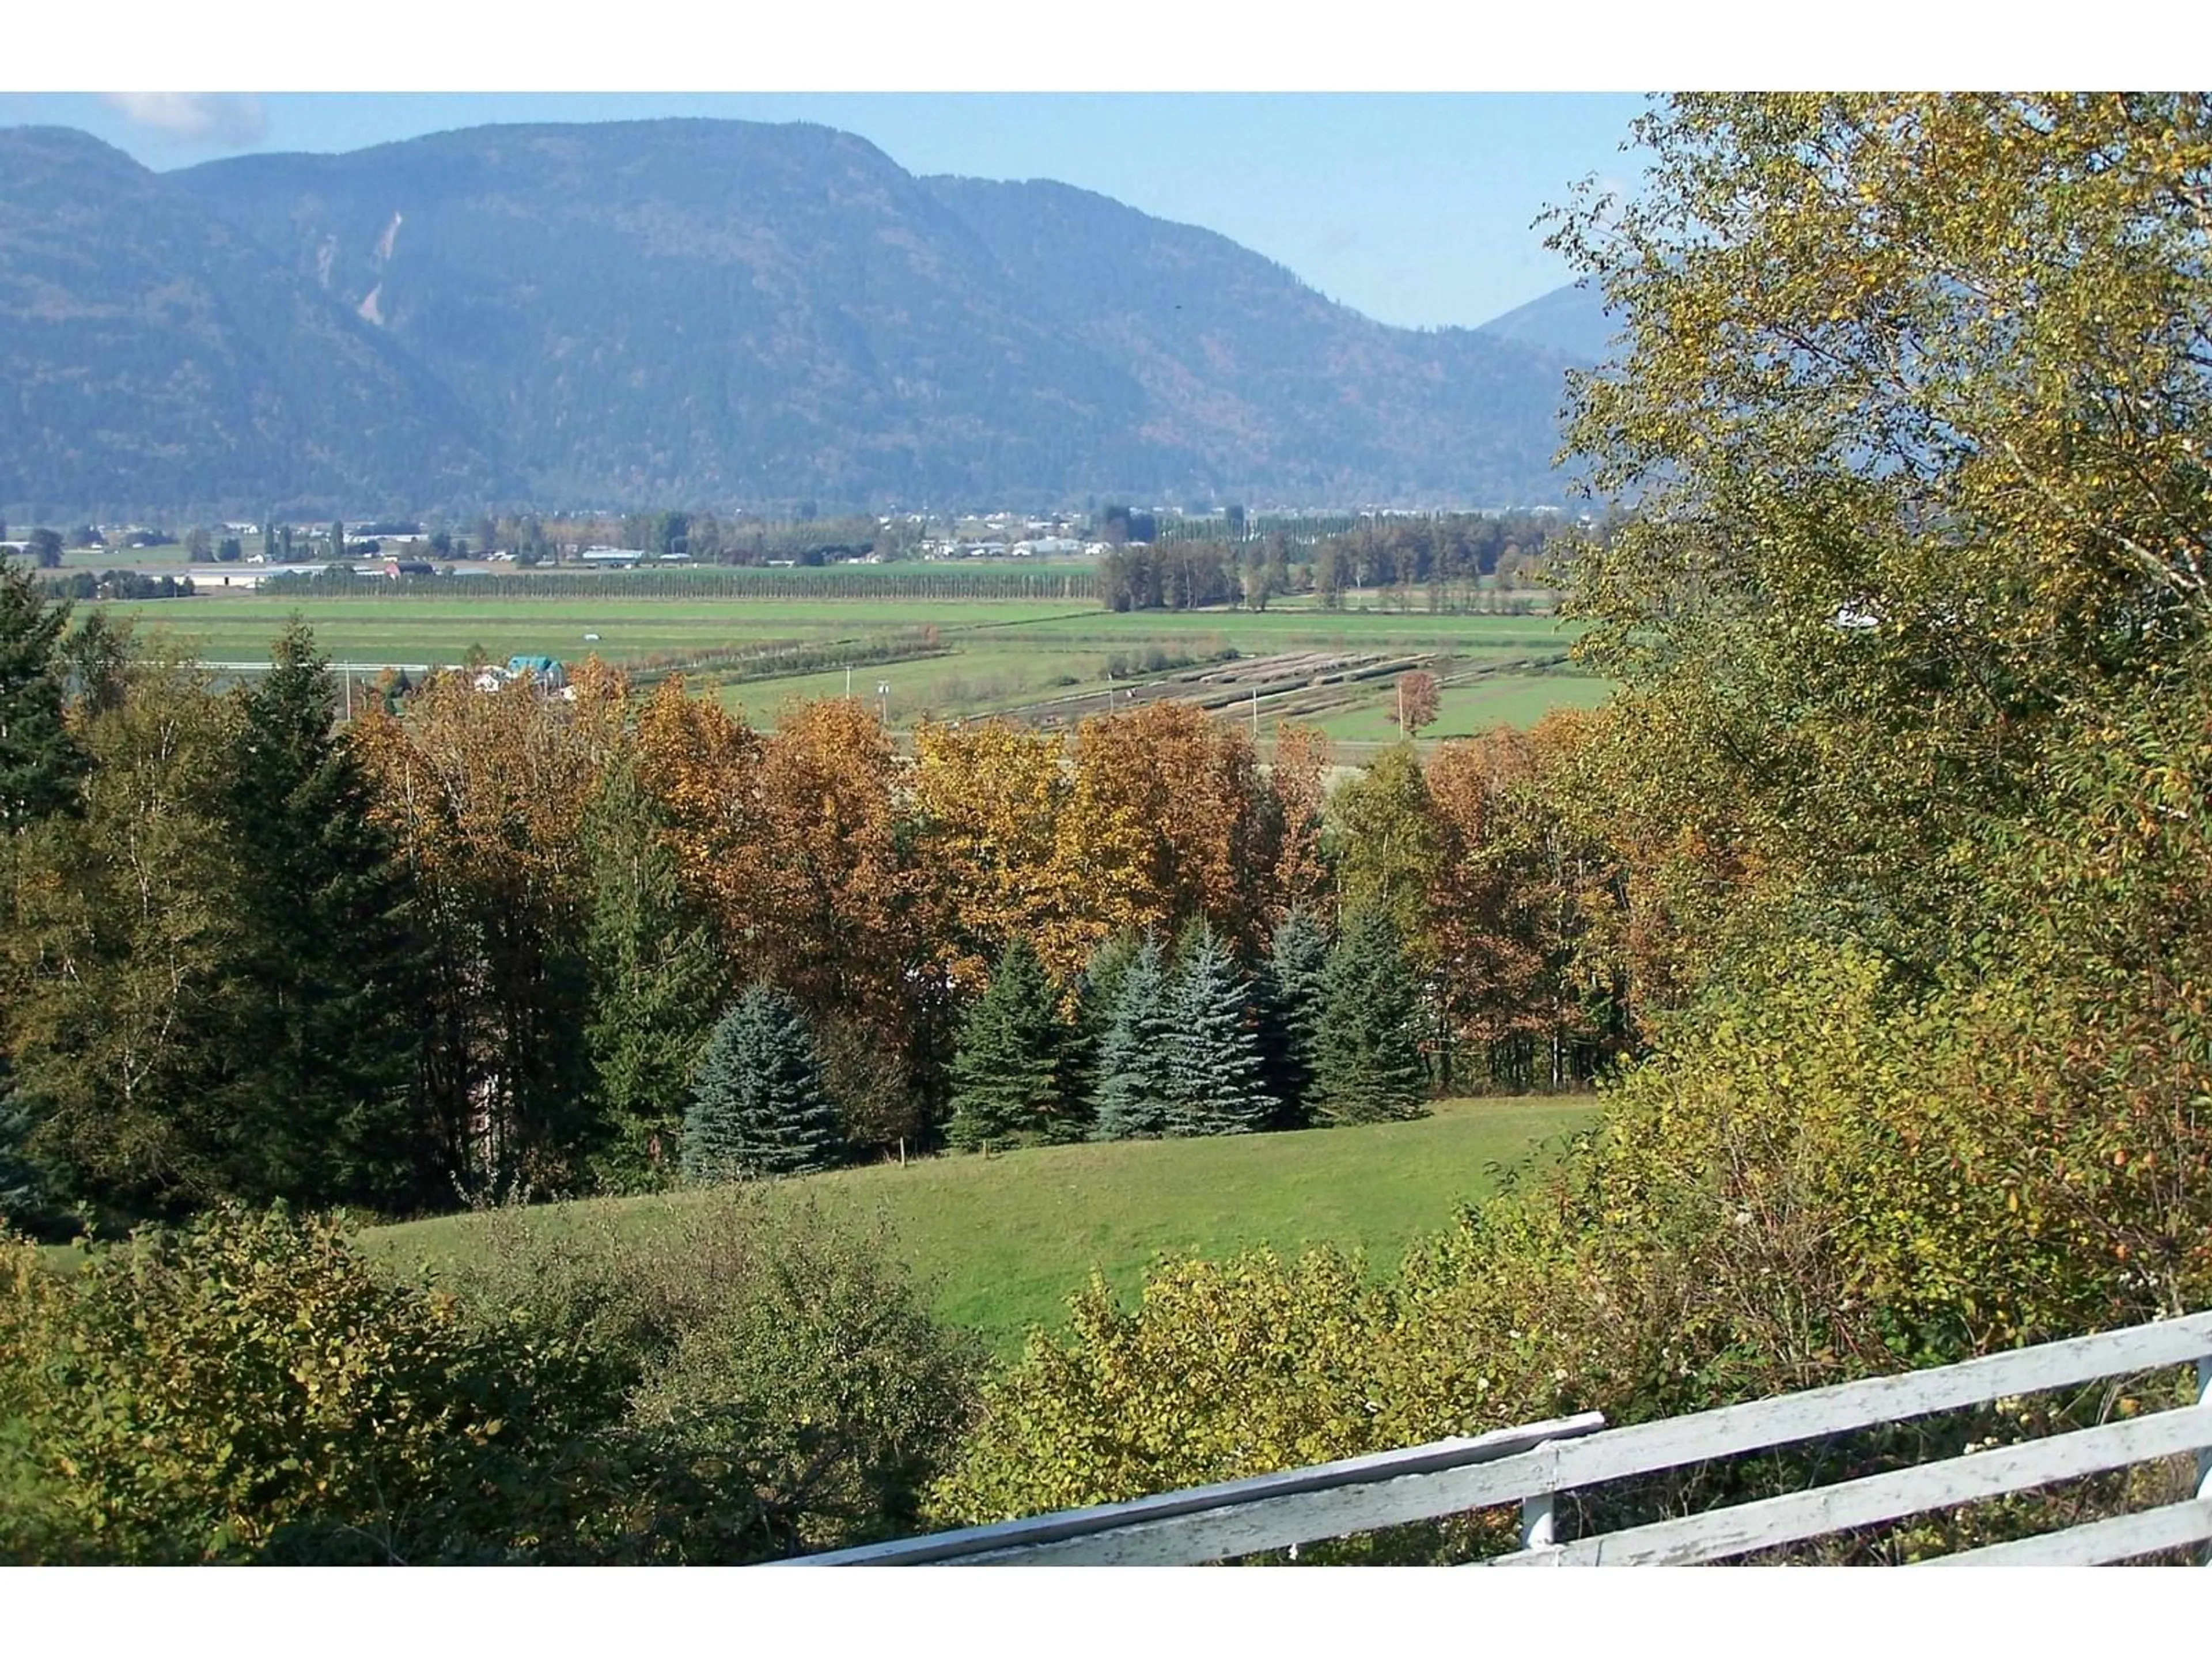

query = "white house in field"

[{"left": 474, "top": 656, "right": 571, "bottom": 695}]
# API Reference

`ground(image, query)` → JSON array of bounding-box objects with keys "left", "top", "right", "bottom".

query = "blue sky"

[{"left": 0, "top": 92, "right": 1649, "bottom": 330}]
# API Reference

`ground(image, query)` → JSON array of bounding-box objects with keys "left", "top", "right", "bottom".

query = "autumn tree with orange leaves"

[
  {"left": 350, "top": 667, "right": 619, "bottom": 1197},
  {"left": 1058, "top": 702, "right": 1324, "bottom": 968},
  {"left": 750, "top": 698, "right": 954, "bottom": 1147},
  {"left": 635, "top": 688, "right": 950, "bottom": 1150},
  {"left": 911, "top": 718, "right": 1081, "bottom": 987},
  {"left": 1425, "top": 715, "right": 1634, "bottom": 1092}
]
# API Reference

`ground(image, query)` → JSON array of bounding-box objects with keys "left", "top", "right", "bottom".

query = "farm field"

[
  {"left": 1311, "top": 673, "right": 1618, "bottom": 742},
  {"left": 365, "top": 1096, "right": 1596, "bottom": 1357},
  {"left": 1003, "top": 605, "right": 1564, "bottom": 651},
  {"left": 95, "top": 579, "right": 1607, "bottom": 735},
  {"left": 718, "top": 645, "right": 1108, "bottom": 725},
  {"left": 55, "top": 539, "right": 201, "bottom": 570},
  {"left": 97, "top": 593, "right": 1091, "bottom": 665},
  {"left": 707, "top": 608, "right": 1593, "bottom": 729}
]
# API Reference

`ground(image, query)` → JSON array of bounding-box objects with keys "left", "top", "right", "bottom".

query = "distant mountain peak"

[{"left": 1475, "top": 279, "right": 1619, "bottom": 367}]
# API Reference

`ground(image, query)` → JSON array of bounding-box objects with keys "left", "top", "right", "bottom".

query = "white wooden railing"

[{"left": 787, "top": 1309, "right": 2212, "bottom": 1566}]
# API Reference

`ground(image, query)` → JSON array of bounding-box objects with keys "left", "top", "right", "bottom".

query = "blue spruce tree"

[
  {"left": 1090, "top": 937, "right": 1176, "bottom": 1140},
  {"left": 1255, "top": 906, "right": 1331, "bottom": 1130},
  {"left": 681, "top": 986, "right": 843, "bottom": 1180},
  {"left": 1161, "top": 923, "right": 1276, "bottom": 1137}
]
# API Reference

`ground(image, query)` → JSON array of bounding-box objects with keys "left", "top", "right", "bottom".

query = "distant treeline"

[
  {"left": 41, "top": 570, "right": 196, "bottom": 601},
  {"left": 1098, "top": 509, "right": 1579, "bottom": 613}
]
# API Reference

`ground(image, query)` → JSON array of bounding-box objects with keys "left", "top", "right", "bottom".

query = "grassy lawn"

[{"left": 365, "top": 1095, "right": 1595, "bottom": 1357}]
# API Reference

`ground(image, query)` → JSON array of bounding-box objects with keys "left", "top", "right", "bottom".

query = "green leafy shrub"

[
  {"left": 1, "top": 1195, "right": 980, "bottom": 1564},
  {"left": 1, "top": 1208, "right": 517, "bottom": 1563},
  {"left": 623, "top": 1207, "right": 983, "bottom": 1555},
  {"left": 434, "top": 1190, "right": 985, "bottom": 1562},
  {"left": 930, "top": 1230, "right": 1597, "bottom": 1562}
]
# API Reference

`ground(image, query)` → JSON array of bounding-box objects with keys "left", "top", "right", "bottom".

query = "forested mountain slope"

[
  {"left": 2, "top": 119, "right": 1586, "bottom": 513},
  {"left": 0, "top": 127, "right": 502, "bottom": 516}
]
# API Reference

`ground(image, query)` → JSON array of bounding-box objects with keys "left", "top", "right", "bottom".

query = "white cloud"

[{"left": 99, "top": 92, "right": 266, "bottom": 148}]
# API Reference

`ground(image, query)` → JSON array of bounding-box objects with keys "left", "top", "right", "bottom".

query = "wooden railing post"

[
  {"left": 1520, "top": 1442, "right": 1556, "bottom": 1552},
  {"left": 1520, "top": 1491, "right": 1556, "bottom": 1551}
]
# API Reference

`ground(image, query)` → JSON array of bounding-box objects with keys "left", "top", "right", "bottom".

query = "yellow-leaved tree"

[{"left": 352, "top": 666, "right": 622, "bottom": 1197}]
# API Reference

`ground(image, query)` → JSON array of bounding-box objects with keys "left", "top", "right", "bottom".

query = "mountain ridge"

[
  {"left": 1, "top": 119, "right": 1592, "bottom": 517},
  {"left": 0, "top": 126, "right": 507, "bottom": 517}
]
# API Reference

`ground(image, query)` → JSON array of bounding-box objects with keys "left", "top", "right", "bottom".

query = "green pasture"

[
  {"left": 54, "top": 535, "right": 279, "bottom": 570},
  {"left": 718, "top": 645, "right": 1112, "bottom": 724},
  {"left": 1312, "top": 674, "right": 1617, "bottom": 742},
  {"left": 95, "top": 581, "right": 1603, "bottom": 734},
  {"left": 60, "top": 542, "right": 190, "bottom": 570},
  {"left": 997, "top": 607, "right": 1574, "bottom": 653},
  {"left": 99, "top": 594, "right": 1090, "bottom": 666},
  {"left": 365, "top": 1096, "right": 1596, "bottom": 1357},
  {"left": 101, "top": 588, "right": 1572, "bottom": 665}
]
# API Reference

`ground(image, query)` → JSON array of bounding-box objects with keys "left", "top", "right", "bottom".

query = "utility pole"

[
  {"left": 1251, "top": 680, "right": 1259, "bottom": 743},
  {"left": 878, "top": 680, "right": 891, "bottom": 726}
]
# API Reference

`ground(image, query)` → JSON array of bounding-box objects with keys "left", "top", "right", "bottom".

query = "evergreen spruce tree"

[
  {"left": 681, "top": 985, "right": 842, "bottom": 1180},
  {"left": 1311, "top": 905, "right": 1430, "bottom": 1124},
  {"left": 1160, "top": 923, "right": 1275, "bottom": 1137},
  {"left": 0, "top": 1055, "right": 54, "bottom": 1235},
  {"left": 1255, "top": 906, "right": 1332, "bottom": 1130},
  {"left": 0, "top": 550, "right": 86, "bottom": 832},
  {"left": 0, "top": 554, "right": 84, "bottom": 1228},
  {"left": 62, "top": 609, "right": 130, "bottom": 717},
  {"left": 945, "top": 940, "right": 1084, "bottom": 1150},
  {"left": 580, "top": 761, "right": 726, "bottom": 1187},
  {"left": 214, "top": 621, "right": 433, "bottom": 1209},
  {"left": 1090, "top": 937, "right": 1176, "bottom": 1140}
]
